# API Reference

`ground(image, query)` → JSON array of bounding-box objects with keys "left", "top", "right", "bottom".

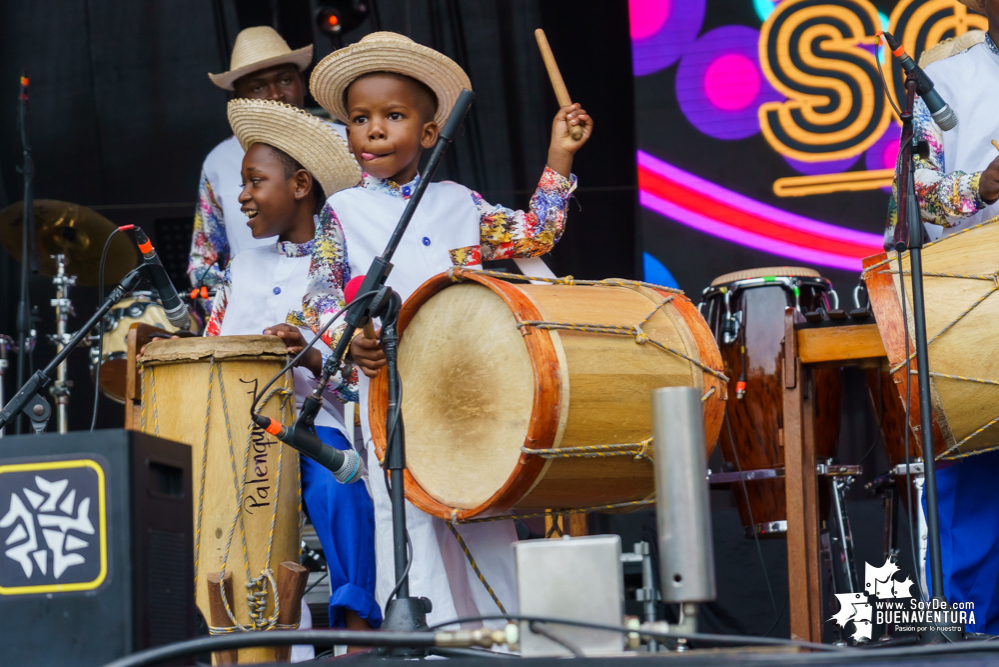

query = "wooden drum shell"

[
  {"left": 369, "top": 271, "right": 726, "bottom": 521},
  {"left": 707, "top": 280, "right": 841, "bottom": 534},
  {"left": 139, "top": 336, "right": 299, "bottom": 663}
]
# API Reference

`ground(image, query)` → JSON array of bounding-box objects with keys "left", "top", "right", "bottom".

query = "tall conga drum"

[
  {"left": 863, "top": 220, "right": 999, "bottom": 459},
  {"left": 139, "top": 336, "right": 301, "bottom": 663},
  {"left": 369, "top": 269, "right": 727, "bottom": 521},
  {"left": 701, "top": 267, "right": 842, "bottom": 537}
]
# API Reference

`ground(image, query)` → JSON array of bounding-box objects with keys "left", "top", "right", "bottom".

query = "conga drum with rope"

[
  {"left": 700, "top": 267, "right": 842, "bottom": 537},
  {"left": 864, "top": 219, "right": 999, "bottom": 460},
  {"left": 139, "top": 336, "right": 301, "bottom": 663},
  {"left": 369, "top": 268, "right": 727, "bottom": 522}
]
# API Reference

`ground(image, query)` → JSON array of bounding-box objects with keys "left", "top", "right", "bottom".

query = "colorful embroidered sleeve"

[
  {"left": 292, "top": 202, "right": 355, "bottom": 403},
  {"left": 188, "top": 169, "right": 230, "bottom": 288},
  {"left": 897, "top": 98, "right": 985, "bottom": 229},
  {"left": 476, "top": 166, "right": 577, "bottom": 261},
  {"left": 204, "top": 264, "right": 231, "bottom": 337}
]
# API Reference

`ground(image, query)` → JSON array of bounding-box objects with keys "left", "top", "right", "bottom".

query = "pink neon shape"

[
  {"left": 629, "top": 0, "right": 671, "bottom": 40},
  {"left": 704, "top": 53, "right": 760, "bottom": 110}
]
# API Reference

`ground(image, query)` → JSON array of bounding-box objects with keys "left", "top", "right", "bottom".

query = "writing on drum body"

[{"left": 241, "top": 378, "right": 275, "bottom": 515}]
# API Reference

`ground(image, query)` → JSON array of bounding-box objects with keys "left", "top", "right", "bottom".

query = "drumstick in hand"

[
  {"left": 992, "top": 139, "right": 999, "bottom": 153},
  {"left": 535, "top": 28, "right": 583, "bottom": 141}
]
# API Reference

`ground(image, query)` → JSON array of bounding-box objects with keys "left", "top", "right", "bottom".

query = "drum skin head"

[
  {"left": 710, "top": 266, "right": 821, "bottom": 286},
  {"left": 398, "top": 283, "right": 535, "bottom": 509},
  {"left": 141, "top": 334, "right": 288, "bottom": 364}
]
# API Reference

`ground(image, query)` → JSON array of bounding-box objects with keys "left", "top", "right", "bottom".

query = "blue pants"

[
  {"left": 924, "top": 450, "right": 999, "bottom": 634},
  {"left": 301, "top": 426, "right": 382, "bottom": 628}
]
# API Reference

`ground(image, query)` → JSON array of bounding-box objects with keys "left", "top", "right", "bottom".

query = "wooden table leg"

[
  {"left": 207, "top": 570, "right": 239, "bottom": 665},
  {"left": 783, "top": 308, "right": 822, "bottom": 643},
  {"left": 801, "top": 369, "right": 822, "bottom": 642},
  {"left": 273, "top": 562, "right": 310, "bottom": 662}
]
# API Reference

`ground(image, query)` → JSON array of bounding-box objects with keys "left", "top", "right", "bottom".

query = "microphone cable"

[
  {"left": 91, "top": 224, "right": 136, "bottom": 431},
  {"left": 248, "top": 291, "right": 376, "bottom": 418}
]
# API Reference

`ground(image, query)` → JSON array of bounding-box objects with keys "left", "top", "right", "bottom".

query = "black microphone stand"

[
  {"left": 0, "top": 267, "right": 145, "bottom": 434},
  {"left": 15, "top": 71, "right": 38, "bottom": 435},
  {"left": 891, "top": 72, "right": 958, "bottom": 642},
  {"left": 296, "top": 89, "right": 476, "bottom": 641}
]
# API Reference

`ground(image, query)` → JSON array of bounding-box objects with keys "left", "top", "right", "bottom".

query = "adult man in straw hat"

[
  {"left": 188, "top": 26, "right": 345, "bottom": 289},
  {"left": 888, "top": 0, "right": 999, "bottom": 635}
]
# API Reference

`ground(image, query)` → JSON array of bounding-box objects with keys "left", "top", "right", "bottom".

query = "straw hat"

[
  {"left": 209, "top": 27, "right": 313, "bottom": 91},
  {"left": 227, "top": 99, "right": 361, "bottom": 197},
  {"left": 918, "top": 30, "right": 986, "bottom": 68},
  {"left": 956, "top": 0, "right": 985, "bottom": 13},
  {"left": 310, "top": 32, "right": 472, "bottom": 127}
]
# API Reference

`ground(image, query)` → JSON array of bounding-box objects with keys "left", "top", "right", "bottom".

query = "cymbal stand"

[
  {"left": 0, "top": 336, "right": 11, "bottom": 438},
  {"left": 47, "top": 254, "right": 75, "bottom": 433}
]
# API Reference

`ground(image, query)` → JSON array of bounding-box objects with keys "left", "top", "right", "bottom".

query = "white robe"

[{"left": 327, "top": 182, "right": 520, "bottom": 627}]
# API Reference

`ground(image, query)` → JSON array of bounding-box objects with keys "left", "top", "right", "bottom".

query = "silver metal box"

[{"left": 514, "top": 535, "right": 624, "bottom": 657}]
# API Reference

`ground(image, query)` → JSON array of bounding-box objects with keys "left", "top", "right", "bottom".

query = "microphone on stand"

[
  {"left": 252, "top": 412, "right": 364, "bottom": 484},
  {"left": 880, "top": 31, "right": 957, "bottom": 131},
  {"left": 132, "top": 227, "right": 191, "bottom": 329}
]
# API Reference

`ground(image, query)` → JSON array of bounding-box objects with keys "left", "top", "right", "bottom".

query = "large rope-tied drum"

[
  {"left": 369, "top": 269, "right": 728, "bottom": 522},
  {"left": 864, "top": 217, "right": 999, "bottom": 460},
  {"left": 139, "top": 335, "right": 299, "bottom": 663}
]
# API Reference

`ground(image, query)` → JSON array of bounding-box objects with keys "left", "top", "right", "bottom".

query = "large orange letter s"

[{"left": 759, "top": 0, "right": 890, "bottom": 162}]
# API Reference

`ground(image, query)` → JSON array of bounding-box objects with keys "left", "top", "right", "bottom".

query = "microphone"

[
  {"left": 344, "top": 275, "right": 377, "bottom": 339},
  {"left": 253, "top": 412, "right": 364, "bottom": 484},
  {"left": 132, "top": 227, "right": 191, "bottom": 329},
  {"left": 881, "top": 31, "right": 957, "bottom": 131}
]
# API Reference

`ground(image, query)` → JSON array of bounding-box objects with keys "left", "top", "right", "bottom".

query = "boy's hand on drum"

[
  {"left": 137, "top": 335, "right": 179, "bottom": 359},
  {"left": 349, "top": 329, "right": 386, "bottom": 378},
  {"left": 264, "top": 324, "right": 322, "bottom": 377},
  {"left": 980, "top": 156, "right": 999, "bottom": 204}
]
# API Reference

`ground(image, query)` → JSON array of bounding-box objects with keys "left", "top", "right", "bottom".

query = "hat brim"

[
  {"left": 227, "top": 99, "right": 361, "bottom": 198},
  {"left": 209, "top": 45, "right": 314, "bottom": 91},
  {"left": 310, "top": 40, "right": 471, "bottom": 128},
  {"left": 957, "top": 0, "right": 986, "bottom": 13}
]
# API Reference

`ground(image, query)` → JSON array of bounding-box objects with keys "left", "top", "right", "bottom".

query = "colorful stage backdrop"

[{"left": 632, "top": 0, "right": 986, "bottom": 296}]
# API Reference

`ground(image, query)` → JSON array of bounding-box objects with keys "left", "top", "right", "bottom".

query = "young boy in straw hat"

[
  {"left": 189, "top": 26, "right": 346, "bottom": 289},
  {"left": 291, "top": 31, "right": 592, "bottom": 626},
  {"left": 205, "top": 98, "right": 383, "bottom": 635}
]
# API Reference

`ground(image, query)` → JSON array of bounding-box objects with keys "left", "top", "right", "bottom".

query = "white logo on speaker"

[{"left": 0, "top": 476, "right": 95, "bottom": 579}]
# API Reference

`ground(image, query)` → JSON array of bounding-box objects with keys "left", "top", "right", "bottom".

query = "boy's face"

[
  {"left": 233, "top": 64, "right": 306, "bottom": 108},
  {"left": 238, "top": 143, "right": 300, "bottom": 239},
  {"left": 345, "top": 74, "right": 438, "bottom": 183}
]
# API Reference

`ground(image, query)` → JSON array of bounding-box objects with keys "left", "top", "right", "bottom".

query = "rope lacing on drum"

[{"left": 860, "top": 216, "right": 999, "bottom": 459}]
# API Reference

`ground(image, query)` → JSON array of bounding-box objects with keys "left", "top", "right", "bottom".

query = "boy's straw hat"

[
  {"left": 227, "top": 99, "right": 361, "bottom": 197},
  {"left": 209, "top": 27, "right": 313, "bottom": 91},
  {"left": 310, "top": 32, "right": 472, "bottom": 128},
  {"left": 956, "top": 0, "right": 985, "bottom": 14}
]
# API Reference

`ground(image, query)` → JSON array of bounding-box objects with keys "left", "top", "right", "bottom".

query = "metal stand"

[
  {"left": 0, "top": 268, "right": 143, "bottom": 433},
  {"left": 15, "top": 72, "right": 37, "bottom": 435},
  {"left": 891, "top": 74, "right": 953, "bottom": 638},
  {"left": 48, "top": 254, "right": 75, "bottom": 433}
]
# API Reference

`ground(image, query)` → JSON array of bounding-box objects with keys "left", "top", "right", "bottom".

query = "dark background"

[{"left": 0, "top": 0, "right": 637, "bottom": 432}]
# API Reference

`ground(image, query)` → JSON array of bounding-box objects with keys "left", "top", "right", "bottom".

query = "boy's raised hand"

[
  {"left": 264, "top": 323, "right": 322, "bottom": 377},
  {"left": 350, "top": 328, "right": 386, "bottom": 378},
  {"left": 548, "top": 103, "right": 592, "bottom": 178}
]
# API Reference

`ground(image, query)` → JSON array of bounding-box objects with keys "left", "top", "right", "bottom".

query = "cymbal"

[{"left": 0, "top": 199, "right": 138, "bottom": 286}]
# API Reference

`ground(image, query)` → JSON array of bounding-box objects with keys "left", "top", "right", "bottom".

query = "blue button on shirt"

[
  {"left": 273, "top": 286, "right": 281, "bottom": 295},
  {"left": 422, "top": 237, "right": 431, "bottom": 246}
]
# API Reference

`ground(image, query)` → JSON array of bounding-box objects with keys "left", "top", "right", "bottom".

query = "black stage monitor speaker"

[{"left": 0, "top": 429, "right": 196, "bottom": 666}]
